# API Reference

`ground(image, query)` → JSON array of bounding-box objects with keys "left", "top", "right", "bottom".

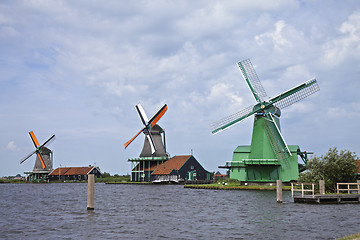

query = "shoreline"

[{"left": 184, "top": 184, "right": 291, "bottom": 191}]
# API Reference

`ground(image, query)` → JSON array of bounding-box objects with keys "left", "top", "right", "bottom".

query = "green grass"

[
  {"left": 0, "top": 175, "right": 131, "bottom": 184},
  {"left": 95, "top": 175, "right": 130, "bottom": 183},
  {"left": 185, "top": 180, "right": 291, "bottom": 190},
  {"left": 338, "top": 233, "right": 360, "bottom": 240},
  {"left": 0, "top": 179, "right": 26, "bottom": 183}
]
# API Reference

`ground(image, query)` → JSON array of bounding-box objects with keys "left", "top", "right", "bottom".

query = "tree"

[{"left": 299, "top": 147, "right": 357, "bottom": 192}]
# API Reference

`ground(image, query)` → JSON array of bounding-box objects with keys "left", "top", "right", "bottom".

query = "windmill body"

[
  {"left": 211, "top": 59, "right": 319, "bottom": 182},
  {"left": 33, "top": 146, "right": 53, "bottom": 171},
  {"left": 20, "top": 131, "right": 55, "bottom": 181},
  {"left": 140, "top": 124, "right": 167, "bottom": 158},
  {"left": 125, "top": 103, "right": 169, "bottom": 182}
]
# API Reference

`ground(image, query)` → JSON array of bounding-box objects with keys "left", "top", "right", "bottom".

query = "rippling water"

[{"left": 0, "top": 183, "right": 359, "bottom": 239}]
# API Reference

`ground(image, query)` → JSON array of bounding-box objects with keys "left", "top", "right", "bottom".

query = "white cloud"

[
  {"left": 255, "top": 21, "right": 289, "bottom": 49},
  {"left": 6, "top": 141, "right": 17, "bottom": 151},
  {"left": 322, "top": 11, "right": 360, "bottom": 67},
  {"left": 0, "top": 0, "right": 359, "bottom": 177}
]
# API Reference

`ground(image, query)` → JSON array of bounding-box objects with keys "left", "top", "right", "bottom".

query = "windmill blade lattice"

[
  {"left": 263, "top": 113, "right": 292, "bottom": 160},
  {"left": 210, "top": 104, "right": 256, "bottom": 134},
  {"left": 271, "top": 78, "right": 320, "bottom": 109},
  {"left": 237, "top": 59, "right": 267, "bottom": 102}
]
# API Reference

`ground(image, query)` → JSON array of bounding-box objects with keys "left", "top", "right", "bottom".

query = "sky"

[{"left": 1, "top": 0, "right": 360, "bottom": 177}]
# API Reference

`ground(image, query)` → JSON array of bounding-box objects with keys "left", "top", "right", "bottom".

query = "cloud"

[
  {"left": 255, "top": 21, "right": 289, "bottom": 49},
  {"left": 322, "top": 11, "right": 360, "bottom": 67},
  {"left": 6, "top": 141, "right": 17, "bottom": 151},
  {"left": 0, "top": 1, "right": 359, "bottom": 177}
]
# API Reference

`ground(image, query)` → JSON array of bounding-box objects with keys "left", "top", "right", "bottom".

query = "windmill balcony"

[{"left": 223, "top": 159, "right": 280, "bottom": 168}]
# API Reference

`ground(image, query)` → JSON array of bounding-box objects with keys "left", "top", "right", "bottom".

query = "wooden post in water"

[
  {"left": 319, "top": 180, "right": 325, "bottom": 195},
  {"left": 87, "top": 174, "right": 95, "bottom": 210},
  {"left": 276, "top": 180, "right": 282, "bottom": 203}
]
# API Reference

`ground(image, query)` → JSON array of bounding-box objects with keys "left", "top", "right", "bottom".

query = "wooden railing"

[
  {"left": 291, "top": 182, "right": 315, "bottom": 197},
  {"left": 336, "top": 183, "right": 360, "bottom": 194}
]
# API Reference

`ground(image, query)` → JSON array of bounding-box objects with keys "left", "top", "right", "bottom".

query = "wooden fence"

[
  {"left": 291, "top": 182, "right": 315, "bottom": 197},
  {"left": 336, "top": 183, "right": 360, "bottom": 194}
]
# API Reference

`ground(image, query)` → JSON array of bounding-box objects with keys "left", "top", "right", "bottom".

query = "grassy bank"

[
  {"left": 0, "top": 179, "right": 26, "bottom": 184},
  {"left": 95, "top": 175, "right": 130, "bottom": 183},
  {"left": 338, "top": 233, "right": 360, "bottom": 240},
  {"left": 185, "top": 179, "right": 291, "bottom": 190},
  {"left": 0, "top": 175, "right": 131, "bottom": 184},
  {"left": 105, "top": 181, "right": 151, "bottom": 184},
  {"left": 185, "top": 183, "right": 291, "bottom": 191}
]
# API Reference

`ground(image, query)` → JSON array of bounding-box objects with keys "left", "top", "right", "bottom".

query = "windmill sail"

[
  {"left": 20, "top": 149, "right": 37, "bottom": 164},
  {"left": 124, "top": 103, "right": 168, "bottom": 155},
  {"left": 210, "top": 104, "right": 256, "bottom": 134},
  {"left": 136, "top": 103, "right": 149, "bottom": 126},
  {"left": 20, "top": 131, "right": 55, "bottom": 170},
  {"left": 146, "top": 133, "right": 156, "bottom": 154},
  {"left": 270, "top": 78, "right": 320, "bottom": 109},
  {"left": 148, "top": 104, "right": 168, "bottom": 127},
  {"left": 124, "top": 129, "right": 143, "bottom": 149},
  {"left": 237, "top": 59, "right": 267, "bottom": 102},
  {"left": 263, "top": 113, "right": 292, "bottom": 160}
]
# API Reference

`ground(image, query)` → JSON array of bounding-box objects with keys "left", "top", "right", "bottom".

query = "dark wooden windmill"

[
  {"left": 124, "top": 103, "right": 169, "bottom": 181},
  {"left": 20, "top": 131, "right": 55, "bottom": 181}
]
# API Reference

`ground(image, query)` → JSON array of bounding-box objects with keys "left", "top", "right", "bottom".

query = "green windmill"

[{"left": 211, "top": 59, "right": 320, "bottom": 182}]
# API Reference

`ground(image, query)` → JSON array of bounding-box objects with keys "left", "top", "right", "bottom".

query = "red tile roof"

[
  {"left": 50, "top": 167, "right": 71, "bottom": 175},
  {"left": 152, "top": 155, "right": 191, "bottom": 175},
  {"left": 49, "top": 167, "right": 93, "bottom": 176}
]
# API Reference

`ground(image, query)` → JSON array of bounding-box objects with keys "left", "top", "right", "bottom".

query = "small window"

[{"left": 191, "top": 165, "right": 194, "bottom": 170}]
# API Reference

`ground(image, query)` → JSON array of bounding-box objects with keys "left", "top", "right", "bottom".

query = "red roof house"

[{"left": 48, "top": 166, "right": 102, "bottom": 181}]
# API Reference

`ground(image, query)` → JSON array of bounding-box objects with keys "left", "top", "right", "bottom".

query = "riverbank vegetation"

[
  {"left": 338, "top": 232, "right": 360, "bottom": 240},
  {"left": 299, "top": 147, "right": 358, "bottom": 192},
  {"left": 0, "top": 178, "right": 26, "bottom": 183},
  {"left": 185, "top": 178, "right": 291, "bottom": 190},
  {"left": 95, "top": 173, "right": 130, "bottom": 183},
  {"left": 0, "top": 173, "right": 130, "bottom": 184}
]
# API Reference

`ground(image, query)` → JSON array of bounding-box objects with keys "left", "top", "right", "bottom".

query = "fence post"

[
  {"left": 276, "top": 180, "right": 282, "bottom": 203},
  {"left": 311, "top": 183, "right": 314, "bottom": 196},
  {"left": 319, "top": 180, "right": 325, "bottom": 195},
  {"left": 357, "top": 180, "right": 360, "bottom": 195},
  {"left": 87, "top": 174, "right": 95, "bottom": 210},
  {"left": 301, "top": 183, "right": 304, "bottom": 197}
]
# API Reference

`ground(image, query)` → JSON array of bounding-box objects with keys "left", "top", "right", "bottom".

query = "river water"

[{"left": 0, "top": 183, "right": 359, "bottom": 239}]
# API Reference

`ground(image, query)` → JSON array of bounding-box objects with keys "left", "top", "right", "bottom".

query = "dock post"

[
  {"left": 357, "top": 180, "right": 360, "bottom": 195},
  {"left": 319, "top": 180, "right": 325, "bottom": 195},
  {"left": 87, "top": 174, "right": 95, "bottom": 210},
  {"left": 276, "top": 180, "right": 282, "bottom": 203}
]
